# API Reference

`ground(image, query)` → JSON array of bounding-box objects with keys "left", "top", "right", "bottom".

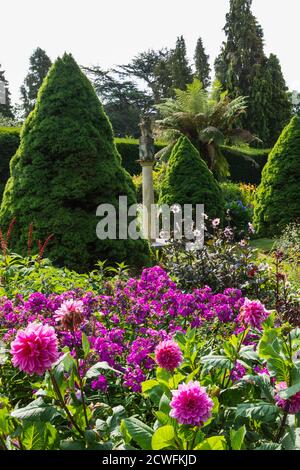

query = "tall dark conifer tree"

[
  {"left": 170, "top": 36, "right": 193, "bottom": 91},
  {"left": 215, "top": 0, "right": 291, "bottom": 146},
  {"left": 20, "top": 47, "right": 52, "bottom": 117},
  {"left": 194, "top": 37, "right": 211, "bottom": 89}
]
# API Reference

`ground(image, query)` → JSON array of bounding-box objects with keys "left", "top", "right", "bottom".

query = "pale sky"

[{"left": 1, "top": 0, "right": 300, "bottom": 103}]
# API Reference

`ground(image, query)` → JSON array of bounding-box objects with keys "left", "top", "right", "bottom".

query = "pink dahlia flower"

[
  {"left": 155, "top": 340, "right": 183, "bottom": 371},
  {"left": 54, "top": 299, "right": 84, "bottom": 330},
  {"left": 237, "top": 298, "right": 269, "bottom": 328},
  {"left": 275, "top": 381, "right": 300, "bottom": 414},
  {"left": 170, "top": 381, "right": 213, "bottom": 427},
  {"left": 10, "top": 323, "right": 59, "bottom": 376}
]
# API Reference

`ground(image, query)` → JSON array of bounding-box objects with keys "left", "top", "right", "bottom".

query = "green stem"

[
  {"left": 74, "top": 350, "right": 89, "bottom": 429},
  {"left": 49, "top": 371, "right": 84, "bottom": 438},
  {"left": 275, "top": 402, "right": 289, "bottom": 443}
]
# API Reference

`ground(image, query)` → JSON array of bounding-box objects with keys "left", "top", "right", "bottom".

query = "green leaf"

[
  {"left": 201, "top": 355, "right": 233, "bottom": 371},
  {"left": 236, "top": 402, "right": 279, "bottom": 422},
  {"left": 239, "top": 346, "right": 259, "bottom": 362},
  {"left": 154, "top": 411, "right": 170, "bottom": 426},
  {"left": 230, "top": 425, "right": 246, "bottom": 450},
  {"left": 258, "top": 329, "right": 282, "bottom": 360},
  {"left": 267, "top": 357, "right": 290, "bottom": 382},
  {"left": 159, "top": 394, "right": 171, "bottom": 414},
  {"left": 255, "top": 442, "right": 281, "bottom": 450},
  {"left": 22, "top": 422, "right": 46, "bottom": 450},
  {"left": 142, "top": 379, "right": 159, "bottom": 393},
  {"left": 156, "top": 368, "right": 171, "bottom": 388},
  {"left": 11, "top": 398, "right": 60, "bottom": 422},
  {"left": 194, "top": 435, "right": 227, "bottom": 450},
  {"left": 151, "top": 425, "right": 175, "bottom": 450},
  {"left": 122, "top": 417, "right": 154, "bottom": 450},
  {"left": 60, "top": 440, "right": 86, "bottom": 450},
  {"left": 81, "top": 332, "right": 90, "bottom": 359},
  {"left": 85, "top": 361, "right": 121, "bottom": 378}
]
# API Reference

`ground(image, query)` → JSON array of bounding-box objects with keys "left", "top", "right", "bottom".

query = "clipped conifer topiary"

[
  {"left": 159, "top": 136, "right": 224, "bottom": 220},
  {"left": 253, "top": 116, "right": 300, "bottom": 236},
  {"left": 0, "top": 53, "right": 149, "bottom": 271}
]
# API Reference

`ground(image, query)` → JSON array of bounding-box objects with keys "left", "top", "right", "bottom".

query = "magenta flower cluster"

[
  {"left": 10, "top": 323, "right": 58, "bottom": 375},
  {"left": 1, "top": 266, "right": 269, "bottom": 391},
  {"left": 155, "top": 340, "right": 183, "bottom": 371},
  {"left": 170, "top": 381, "right": 213, "bottom": 427},
  {"left": 237, "top": 298, "right": 269, "bottom": 329}
]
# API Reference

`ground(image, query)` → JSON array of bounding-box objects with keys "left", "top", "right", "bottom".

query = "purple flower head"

[
  {"left": 237, "top": 298, "right": 269, "bottom": 329},
  {"left": 155, "top": 340, "right": 183, "bottom": 371},
  {"left": 91, "top": 375, "right": 108, "bottom": 392},
  {"left": 170, "top": 381, "right": 213, "bottom": 427},
  {"left": 10, "top": 322, "right": 59, "bottom": 376}
]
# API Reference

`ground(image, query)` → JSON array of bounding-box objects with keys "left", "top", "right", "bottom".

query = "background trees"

[
  {"left": 20, "top": 47, "right": 52, "bottom": 117},
  {"left": 194, "top": 37, "right": 211, "bottom": 89},
  {"left": 215, "top": 0, "right": 292, "bottom": 147}
]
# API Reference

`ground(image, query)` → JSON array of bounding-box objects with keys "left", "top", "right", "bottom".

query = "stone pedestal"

[{"left": 141, "top": 161, "right": 155, "bottom": 242}]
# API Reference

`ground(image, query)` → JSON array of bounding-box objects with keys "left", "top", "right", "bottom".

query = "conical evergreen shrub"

[
  {"left": 0, "top": 53, "right": 149, "bottom": 271},
  {"left": 254, "top": 116, "right": 300, "bottom": 236},
  {"left": 159, "top": 136, "right": 224, "bottom": 219}
]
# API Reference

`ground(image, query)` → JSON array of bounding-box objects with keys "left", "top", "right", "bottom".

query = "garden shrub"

[
  {"left": 0, "top": 53, "right": 149, "bottom": 272},
  {"left": 221, "top": 182, "right": 255, "bottom": 232},
  {"left": 0, "top": 127, "right": 21, "bottom": 198},
  {"left": 221, "top": 145, "right": 269, "bottom": 184},
  {"left": 254, "top": 116, "right": 300, "bottom": 237},
  {"left": 159, "top": 136, "right": 224, "bottom": 220}
]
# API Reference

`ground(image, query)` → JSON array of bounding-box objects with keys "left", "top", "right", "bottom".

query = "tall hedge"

[
  {"left": 0, "top": 127, "right": 21, "bottom": 197},
  {"left": 0, "top": 53, "right": 149, "bottom": 271},
  {"left": 253, "top": 116, "right": 300, "bottom": 236},
  {"left": 159, "top": 136, "right": 224, "bottom": 219}
]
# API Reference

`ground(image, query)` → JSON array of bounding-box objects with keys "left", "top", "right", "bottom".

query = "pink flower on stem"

[
  {"left": 155, "top": 340, "right": 183, "bottom": 371},
  {"left": 54, "top": 299, "right": 84, "bottom": 330},
  {"left": 10, "top": 322, "right": 59, "bottom": 375},
  {"left": 237, "top": 298, "right": 269, "bottom": 329},
  {"left": 275, "top": 382, "right": 300, "bottom": 414},
  {"left": 170, "top": 381, "right": 213, "bottom": 427}
]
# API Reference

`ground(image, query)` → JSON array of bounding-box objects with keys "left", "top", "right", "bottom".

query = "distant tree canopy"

[
  {"left": 215, "top": 0, "right": 292, "bottom": 147},
  {"left": 86, "top": 36, "right": 211, "bottom": 137},
  {"left": 20, "top": 47, "right": 52, "bottom": 117}
]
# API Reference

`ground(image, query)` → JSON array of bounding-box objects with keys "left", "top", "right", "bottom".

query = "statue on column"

[{"left": 139, "top": 116, "right": 155, "bottom": 163}]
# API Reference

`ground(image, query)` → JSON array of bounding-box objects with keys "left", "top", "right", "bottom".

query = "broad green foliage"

[
  {"left": 159, "top": 136, "right": 224, "bottom": 220},
  {"left": 155, "top": 78, "right": 251, "bottom": 178},
  {"left": 0, "top": 54, "right": 149, "bottom": 271},
  {"left": 254, "top": 116, "right": 300, "bottom": 236}
]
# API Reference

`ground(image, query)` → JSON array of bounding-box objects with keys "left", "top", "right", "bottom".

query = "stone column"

[
  {"left": 139, "top": 117, "right": 156, "bottom": 242},
  {"left": 141, "top": 161, "right": 155, "bottom": 241}
]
